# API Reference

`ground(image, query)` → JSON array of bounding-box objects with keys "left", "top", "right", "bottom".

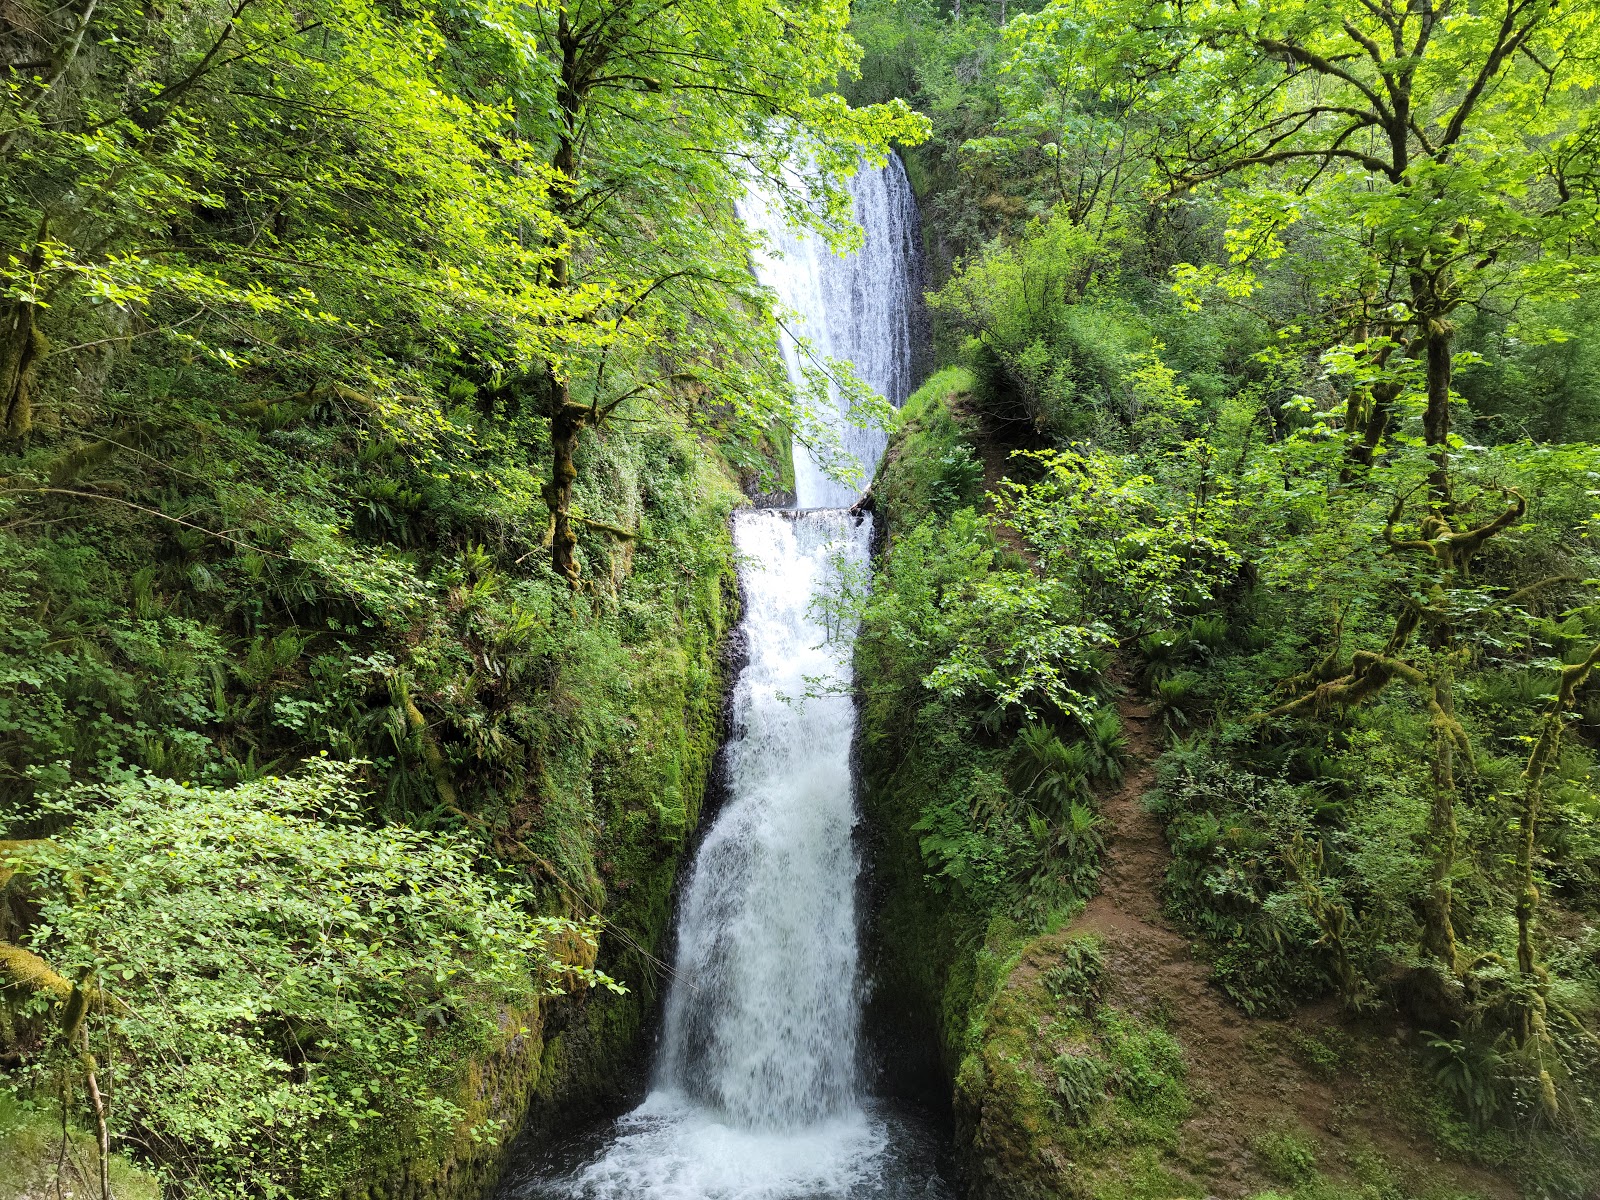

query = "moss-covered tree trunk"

[
  {"left": 545, "top": 369, "right": 584, "bottom": 588},
  {"left": 1517, "top": 645, "right": 1600, "bottom": 979},
  {"left": 0, "top": 298, "right": 44, "bottom": 441},
  {"left": 1421, "top": 317, "right": 1453, "bottom": 504},
  {"left": 1422, "top": 670, "right": 1462, "bottom": 971}
]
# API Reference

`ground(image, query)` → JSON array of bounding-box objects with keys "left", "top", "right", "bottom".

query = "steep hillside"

[
  {"left": 0, "top": 377, "right": 744, "bottom": 1195},
  {"left": 858, "top": 371, "right": 1600, "bottom": 1200}
]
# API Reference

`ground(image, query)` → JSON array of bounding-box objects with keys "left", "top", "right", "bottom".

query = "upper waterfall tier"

[{"left": 738, "top": 157, "right": 923, "bottom": 510}]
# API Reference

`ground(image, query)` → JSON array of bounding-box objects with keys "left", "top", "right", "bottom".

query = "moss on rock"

[{"left": 347, "top": 468, "right": 743, "bottom": 1200}]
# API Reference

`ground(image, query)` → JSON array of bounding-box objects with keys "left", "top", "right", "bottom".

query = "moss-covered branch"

[
  {"left": 0, "top": 940, "right": 76, "bottom": 1002},
  {"left": 1384, "top": 488, "right": 1526, "bottom": 579},
  {"left": 1264, "top": 650, "right": 1426, "bottom": 719},
  {"left": 1517, "top": 642, "right": 1600, "bottom": 977}
]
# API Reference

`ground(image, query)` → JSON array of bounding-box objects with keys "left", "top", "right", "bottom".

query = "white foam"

[{"left": 556, "top": 1091, "right": 889, "bottom": 1200}]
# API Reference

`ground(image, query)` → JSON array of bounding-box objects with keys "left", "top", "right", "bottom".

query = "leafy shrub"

[
  {"left": 1251, "top": 1127, "right": 1318, "bottom": 1185},
  {"left": 1156, "top": 752, "right": 1333, "bottom": 1015},
  {"left": 10, "top": 761, "right": 606, "bottom": 1197},
  {"left": 1083, "top": 706, "right": 1128, "bottom": 783},
  {"left": 1012, "top": 724, "right": 1093, "bottom": 816},
  {"left": 1155, "top": 671, "right": 1203, "bottom": 730},
  {"left": 930, "top": 446, "right": 986, "bottom": 511},
  {"left": 1423, "top": 1033, "right": 1506, "bottom": 1129},
  {"left": 1188, "top": 614, "right": 1230, "bottom": 652},
  {"left": 1139, "top": 630, "right": 1185, "bottom": 688}
]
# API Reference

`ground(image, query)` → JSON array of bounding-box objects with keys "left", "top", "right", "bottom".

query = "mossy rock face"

[
  {"left": 350, "top": 534, "right": 740, "bottom": 1200},
  {"left": 948, "top": 929, "right": 1195, "bottom": 1200},
  {"left": 952, "top": 931, "right": 1087, "bottom": 1200},
  {"left": 0, "top": 1088, "right": 161, "bottom": 1200}
]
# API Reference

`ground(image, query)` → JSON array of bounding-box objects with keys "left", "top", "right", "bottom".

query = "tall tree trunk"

[
  {"left": 1413, "top": 230, "right": 1460, "bottom": 504},
  {"left": 541, "top": 16, "right": 587, "bottom": 589},
  {"left": 1423, "top": 671, "right": 1461, "bottom": 972},
  {"left": 1423, "top": 319, "right": 1453, "bottom": 504},
  {"left": 1518, "top": 646, "right": 1600, "bottom": 978},
  {"left": 544, "top": 369, "right": 583, "bottom": 588},
  {"left": 1341, "top": 379, "right": 1401, "bottom": 480},
  {"left": 0, "top": 300, "right": 43, "bottom": 441},
  {"left": 1339, "top": 317, "right": 1370, "bottom": 458},
  {"left": 1515, "top": 647, "right": 1600, "bottom": 1111}
]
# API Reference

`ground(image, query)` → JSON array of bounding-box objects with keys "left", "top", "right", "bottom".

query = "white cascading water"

[
  {"left": 739, "top": 156, "right": 922, "bottom": 509},
  {"left": 513, "top": 158, "right": 946, "bottom": 1200},
  {"left": 653, "top": 509, "right": 864, "bottom": 1129}
]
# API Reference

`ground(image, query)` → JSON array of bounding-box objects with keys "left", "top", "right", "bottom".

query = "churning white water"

[{"left": 508, "top": 159, "right": 947, "bottom": 1200}]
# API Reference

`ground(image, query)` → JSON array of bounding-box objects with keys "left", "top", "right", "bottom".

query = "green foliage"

[
  {"left": 1012, "top": 724, "right": 1092, "bottom": 815},
  {"left": 1287, "top": 1028, "right": 1350, "bottom": 1080},
  {"left": 1084, "top": 706, "right": 1128, "bottom": 784},
  {"left": 875, "top": 367, "right": 984, "bottom": 516},
  {"left": 1458, "top": 295, "right": 1600, "bottom": 444},
  {"left": 851, "top": 0, "right": 1600, "bottom": 1190},
  {"left": 870, "top": 268, "right": 1600, "bottom": 1190},
  {"left": 1422, "top": 1033, "right": 1506, "bottom": 1130},
  {"left": 929, "top": 445, "right": 987, "bottom": 511},
  {"left": 1043, "top": 935, "right": 1107, "bottom": 1015},
  {"left": 1252, "top": 1127, "right": 1319, "bottom": 1186},
  {"left": 1097, "top": 1008, "right": 1187, "bottom": 1123},
  {"left": 10, "top": 760, "right": 603, "bottom": 1196},
  {"left": 859, "top": 392, "right": 1130, "bottom": 916},
  {"left": 1052, "top": 1049, "right": 1111, "bottom": 1124},
  {"left": 0, "top": 266, "right": 742, "bottom": 1190},
  {"left": 0, "top": 413, "right": 740, "bottom": 840},
  {"left": 997, "top": 445, "right": 1244, "bottom": 638}
]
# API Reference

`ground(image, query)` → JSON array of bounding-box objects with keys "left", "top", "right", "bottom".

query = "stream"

[{"left": 499, "top": 157, "right": 953, "bottom": 1200}]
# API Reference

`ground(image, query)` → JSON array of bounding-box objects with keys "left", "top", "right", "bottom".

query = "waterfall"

[
  {"left": 652, "top": 512, "right": 864, "bottom": 1127},
  {"left": 510, "top": 158, "right": 947, "bottom": 1200},
  {"left": 738, "top": 157, "right": 923, "bottom": 509}
]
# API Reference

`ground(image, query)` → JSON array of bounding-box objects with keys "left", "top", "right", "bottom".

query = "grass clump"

[{"left": 1252, "top": 1126, "right": 1319, "bottom": 1185}]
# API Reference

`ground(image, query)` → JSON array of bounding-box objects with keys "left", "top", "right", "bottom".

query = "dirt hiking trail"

[
  {"left": 944, "top": 378, "right": 1518, "bottom": 1198},
  {"left": 1029, "top": 692, "right": 1517, "bottom": 1197}
]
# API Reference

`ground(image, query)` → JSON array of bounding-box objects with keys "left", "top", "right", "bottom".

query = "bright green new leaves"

[
  {"left": 998, "top": 446, "right": 1242, "bottom": 636},
  {"left": 998, "top": 0, "right": 1600, "bottom": 488},
  {"left": 479, "top": 0, "right": 927, "bottom": 583},
  {"left": 982, "top": 0, "right": 1161, "bottom": 229},
  {"left": 910, "top": 517, "right": 1115, "bottom": 719},
  {"left": 12, "top": 760, "right": 604, "bottom": 1197},
  {"left": 1, "top": 0, "right": 570, "bottom": 410}
]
